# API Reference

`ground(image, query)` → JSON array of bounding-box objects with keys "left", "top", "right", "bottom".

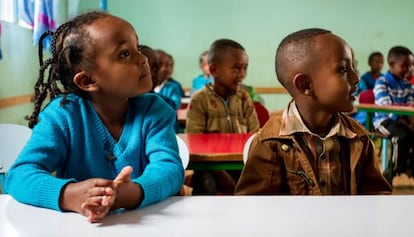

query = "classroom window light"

[{"left": 0, "top": 0, "right": 16, "bottom": 23}]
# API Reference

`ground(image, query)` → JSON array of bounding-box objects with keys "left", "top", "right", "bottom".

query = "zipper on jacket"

[
  {"left": 207, "top": 85, "right": 234, "bottom": 132},
  {"left": 219, "top": 96, "right": 234, "bottom": 133},
  {"left": 286, "top": 168, "right": 315, "bottom": 188}
]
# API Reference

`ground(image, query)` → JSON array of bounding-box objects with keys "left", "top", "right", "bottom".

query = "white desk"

[{"left": 1, "top": 194, "right": 413, "bottom": 237}]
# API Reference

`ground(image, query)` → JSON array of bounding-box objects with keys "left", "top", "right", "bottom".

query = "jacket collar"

[
  {"left": 279, "top": 101, "right": 357, "bottom": 140},
  {"left": 259, "top": 101, "right": 369, "bottom": 141}
]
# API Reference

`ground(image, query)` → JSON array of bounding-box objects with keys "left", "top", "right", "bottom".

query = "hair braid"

[
  {"left": 38, "top": 31, "right": 53, "bottom": 67},
  {"left": 27, "top": 10, "right": 109, "bottom": 128}
]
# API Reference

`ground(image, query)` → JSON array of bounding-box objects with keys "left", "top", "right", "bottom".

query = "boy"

[
  {"left": 186, "top": 39, "right": 259, "bottom": 133},
  {"left": 374, "top": 46, "right": 414, "bottom": 176},
  {"left": 187, "top": 39, "right": 260, "bottom": 194},
  {"left": 357, "top": 52, "right": 384, "bottom": 94},
  {"left": 190, "top": 50, "right": 213, "bottom": 95},
  {"left": 236, "top": 28, "right": 391, "bottom": 195}
]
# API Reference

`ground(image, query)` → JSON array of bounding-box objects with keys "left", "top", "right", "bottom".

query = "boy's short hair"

[
  {"left": 388, "top": 46, "right": 412, "bottom": 62},
  {"left": 208, "top": 39, "right": 245, "bottom": 64},
  {"left": 368, "top": 51, "right": 383, "bottom": 63},
  {"left": 275, "top": 28, "right": 331, "bottom": 92}
]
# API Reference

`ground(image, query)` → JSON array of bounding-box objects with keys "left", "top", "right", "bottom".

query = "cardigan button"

[{"left": 281, "top": 144, "right": 290, "bottom": 152}]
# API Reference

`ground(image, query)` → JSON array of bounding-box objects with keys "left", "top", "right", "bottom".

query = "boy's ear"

[
  {"left": 73, "top": 71, "right": 98, "bottom": 92},
  {"left": 209, "top": 63, "right": 217, "bottom": 75},
  {"left": 293, "top": 73, "right": 312, "bottom": 95}
]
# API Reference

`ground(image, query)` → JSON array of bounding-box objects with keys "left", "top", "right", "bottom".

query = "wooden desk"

[
  {"left": 356, "top": 103, "right": 414, "bottom": 130},
  {"left": 178, "top": 133, "right": 252, "bottom": 170},
  {"left": 1, "top": 194, "right": 413, "bottom": 237},
  {"left": 356, "top": 103, "right": 414, "bottom": 171},
  {"left": 181, "top": 97, "right": 191, "bottom": 106}
]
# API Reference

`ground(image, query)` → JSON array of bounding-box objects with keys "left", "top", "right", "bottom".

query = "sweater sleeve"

[
  {"left": 373, "top": 77, "right": 393, "bottom": 127},
  {"left": 4, "top": 101, "right": 75, "bottom": 211},
  {"left": 135, "top": 97, "right": 184, "bottom": 207}
]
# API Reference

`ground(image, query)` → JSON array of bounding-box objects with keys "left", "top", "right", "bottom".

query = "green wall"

[{"left": 2, "top": 0, "right": 414, "bottom": 124}]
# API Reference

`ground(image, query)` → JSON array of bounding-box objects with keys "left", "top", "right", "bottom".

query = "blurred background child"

[
  {"left": 191, "top": 50, "right": 213, "bottom": 95},
  {"left": 374, "top": 46, "right": 414, "bottom": 180}
]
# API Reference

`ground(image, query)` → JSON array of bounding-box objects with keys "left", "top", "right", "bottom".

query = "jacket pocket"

[{"left": 285, "top": 168, "right": 315, "bottom": 194}]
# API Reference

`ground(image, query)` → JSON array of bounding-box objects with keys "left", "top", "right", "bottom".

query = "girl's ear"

[
  {"left": 73, "top": 71, "right": 98, "bottom": 92},
  {"left": 292, "top": 73, "right": 312, "bottom": 95}
]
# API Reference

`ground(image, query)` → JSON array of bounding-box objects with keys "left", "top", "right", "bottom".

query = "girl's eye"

[
  {"left": 339, "top": 66, "right": 348, "bottom": 74},
  {"left": 120, "top": 50, "right": 130, "bottom": 58}
]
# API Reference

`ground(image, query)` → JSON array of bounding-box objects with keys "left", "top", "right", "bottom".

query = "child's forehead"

[
  {"left": 87, "top": 15, "right": 138, "bottom": 43},
  {"left": 372, "top": 54, "right": 384, "bottom": 60},
  {"left": 391, "top": 55, "right": 411, "bottom": 64},
  {"left": 313, "top": 34, "right": 352, "bottom": 59},
  {"left": 217, "top": 47, "right": 248, "bottom": 63}
]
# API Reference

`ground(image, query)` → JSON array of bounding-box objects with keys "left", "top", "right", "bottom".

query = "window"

[{"left": 0, "top": 0, "right": 16, "bottom": 23}]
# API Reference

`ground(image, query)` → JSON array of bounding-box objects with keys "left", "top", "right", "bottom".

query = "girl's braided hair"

[{"left": 26, "top": 11, "right": 109, "bottom": 128}]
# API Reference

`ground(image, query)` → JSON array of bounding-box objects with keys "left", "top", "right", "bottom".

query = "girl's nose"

[
  {"left": 136, "top": 50, "right": 148, "bottom": 66},
  {"left": 349, "top": 69, "right": 359, "bottom": 86}
]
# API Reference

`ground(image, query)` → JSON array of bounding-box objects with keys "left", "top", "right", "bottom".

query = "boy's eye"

[
  {"left": 119, "top": 50, "right": 130, "bottom": 58},
  {"left": 233, "top": 66, "right": 241, "bottom": 72}
]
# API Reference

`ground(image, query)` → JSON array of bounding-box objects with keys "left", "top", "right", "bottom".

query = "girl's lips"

[{"left": 139, "top": 71, "right": 150, "bottom": 80}]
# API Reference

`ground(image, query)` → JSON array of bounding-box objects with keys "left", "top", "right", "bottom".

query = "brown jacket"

[
  {"left": 235, "top": 111, "right": 392, "bottom": 195},
  {"left": 186, "top": 84, "right": 259, "bottom": 133}
]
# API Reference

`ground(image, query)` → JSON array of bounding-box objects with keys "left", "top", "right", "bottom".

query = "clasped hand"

[{"left": 60, "top": 166, "right": 140, "bottom": 222}]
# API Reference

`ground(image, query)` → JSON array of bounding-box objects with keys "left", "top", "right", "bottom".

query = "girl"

[{"left": 5, "top": 11, "right": 184, "bottom": 222}]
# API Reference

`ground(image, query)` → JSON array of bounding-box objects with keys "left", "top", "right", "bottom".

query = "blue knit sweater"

[{"left": 5, "top": 93, "right": 184, "bottom": 211}]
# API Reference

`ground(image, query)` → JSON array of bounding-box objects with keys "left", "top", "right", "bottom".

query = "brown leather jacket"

[
  {"left": 235, "top": 111, "right": 392, "bottom": 195},
  {"left": 186, "top": 84, "right": 259, "bottom": 133}
]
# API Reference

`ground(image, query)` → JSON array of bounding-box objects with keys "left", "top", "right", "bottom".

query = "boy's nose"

[{"left": 238, "top": 69, "right": 247, "bottom": 79}]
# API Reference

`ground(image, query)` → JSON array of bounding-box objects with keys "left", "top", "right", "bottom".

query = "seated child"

[
  {"left": 351, "top": 52, "right": 384, "bottom": 126},
  {"left": 405, "top": 53, "right": 414, "bottom": 84},
  {"left": 155, "top": 50, "right": 184, "bottom": 108},
  {"left": 141, "top": 45, "right": 180, "bottom": 132},
  {"left": 235, "top": 28, "right": 391, "bottom": 195},
  {"left": 187, "top": 39, "right": 260, "bottom": 194},
  {"left": 357, "top": 52, "right": 384, "bottom": 94},
  {"left": 4, "top": 11, "right": 184, "bottom": 222},
  {"left": 374, "top": 46, "right": 414, "bottom": 176},
  {"left": 191, "top": 50, "right": 213, "bottom": 94}
]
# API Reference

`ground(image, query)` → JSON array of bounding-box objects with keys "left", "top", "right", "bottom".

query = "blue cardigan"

[{"left": 5, "top": 93, "right": 184, "bottom": 211}]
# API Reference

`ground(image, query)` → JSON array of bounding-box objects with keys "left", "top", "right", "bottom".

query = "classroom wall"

[{"left": 1, "top": 0, "right": 414, "bottom": 124}]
